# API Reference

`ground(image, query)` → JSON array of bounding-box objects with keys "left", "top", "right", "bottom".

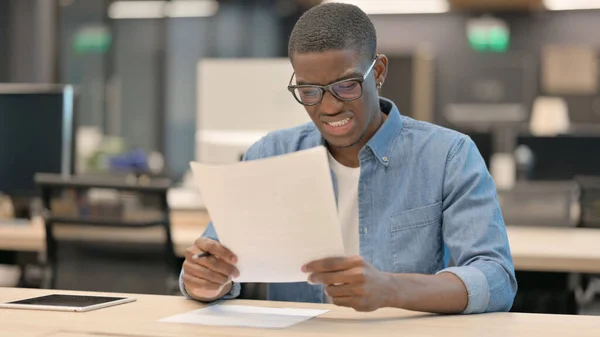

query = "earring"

[{"left": 376, "top": 82, "right": 383, "bottom": 90}]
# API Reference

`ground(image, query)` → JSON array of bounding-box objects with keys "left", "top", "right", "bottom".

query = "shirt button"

[{"left": 382, "top": 157, "right": 388, "bottom": 162}]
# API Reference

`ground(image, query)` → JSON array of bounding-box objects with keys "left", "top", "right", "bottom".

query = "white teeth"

[{"left": 327, "top": 118, "right": 350, "bottom": 127}]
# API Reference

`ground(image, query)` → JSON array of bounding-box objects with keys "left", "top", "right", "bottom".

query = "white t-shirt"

[
  {"left": 324, "top": 152, "right": 360, "bottom": 303},
  {"left": 327, "top": 152, "right": 360, "bottom": 256}
]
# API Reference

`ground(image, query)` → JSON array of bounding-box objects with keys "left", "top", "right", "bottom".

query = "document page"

[
  {"left": 190, "top": 146, "right": 345, "bottom": 283},
  {"left": 160, "top": 304, "right": 330, "bottom": 329}
]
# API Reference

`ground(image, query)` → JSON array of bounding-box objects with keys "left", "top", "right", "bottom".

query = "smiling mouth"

[
  {"left": 321, "top": 116, "right": 354, "bottom": 137},
  {"left": 326, "top": 118, "right": 351, "bottom": 127}
]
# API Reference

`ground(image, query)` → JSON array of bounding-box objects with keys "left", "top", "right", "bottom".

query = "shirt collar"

[
  {"left": 364, "top": 97, "right": 403, "bottom": 166},
  {"left": 310, "top": 97, "right": 404, "bottom": 166}
]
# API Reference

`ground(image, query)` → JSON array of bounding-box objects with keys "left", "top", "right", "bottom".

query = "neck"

[{"left": 328, "top": 109, "right": 387, "bottom": 168}]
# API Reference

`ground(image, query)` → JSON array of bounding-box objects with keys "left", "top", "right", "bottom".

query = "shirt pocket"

[
  {"left": 389, "top": 202, "right": 443, "bottom": 232},
  {"left": 388, "top": 202, "right": 443, "bottom": 273}
]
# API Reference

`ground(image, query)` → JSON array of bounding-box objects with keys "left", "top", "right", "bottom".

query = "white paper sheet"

[
  {"left": 190, "top": 145, "right": 345, "bottom": 283},
  {"left": 159, "top": 304, "right": 330, "bottom": 329}
]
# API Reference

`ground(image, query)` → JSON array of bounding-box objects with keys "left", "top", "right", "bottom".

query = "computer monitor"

[
  {"left": 516, "top": 134, "right": 600, "bottom": 181},
  {"left": 0, "top": 84, "right": 76, "bottom": 198},
  {"left": 443, "top": 53, "right": 535, "bottom": 131}
]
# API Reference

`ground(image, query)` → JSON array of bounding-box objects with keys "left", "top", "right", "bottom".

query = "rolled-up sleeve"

[{"left": 438, "top": 136, "right": 517, "bottom": 313}]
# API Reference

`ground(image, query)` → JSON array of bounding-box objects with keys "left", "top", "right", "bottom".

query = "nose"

[{"left": 319, "top": 90, "right": 344, "bottom": 116}]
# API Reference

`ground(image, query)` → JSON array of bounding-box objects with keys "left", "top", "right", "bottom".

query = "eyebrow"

[{"left": 295, "top": 70, "right": 363, "bottom": 86}]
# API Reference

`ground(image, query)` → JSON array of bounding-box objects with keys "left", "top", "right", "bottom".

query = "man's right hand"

[{"left": 182, "top": 237, "right": 240, "bottom": 301}]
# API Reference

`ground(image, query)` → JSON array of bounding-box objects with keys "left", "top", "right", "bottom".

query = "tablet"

[{"left": 0, "top": 294, "right": 136, "bottom": 312}]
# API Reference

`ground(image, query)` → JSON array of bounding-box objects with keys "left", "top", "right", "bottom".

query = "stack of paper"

[{"left": 160, "top": 304, "right": 330, "bottom": 329}]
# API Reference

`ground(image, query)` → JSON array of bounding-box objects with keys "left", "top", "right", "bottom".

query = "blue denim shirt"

[{"left": 181, "top": 98, "right": 517, "bottom": 313}]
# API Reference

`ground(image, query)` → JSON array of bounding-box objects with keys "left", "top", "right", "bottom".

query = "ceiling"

[
  {"left": 324, "top": 0, "right": 600, "bottom": 14},
  {"left": 449, "top": 0, "right": 544, "bottom": 12}
]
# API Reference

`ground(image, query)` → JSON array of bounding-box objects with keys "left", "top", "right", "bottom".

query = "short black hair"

[{"left": 288, "top": 2, "right": 377, "bottom": 62}]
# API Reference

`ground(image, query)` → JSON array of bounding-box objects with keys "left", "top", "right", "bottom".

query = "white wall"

[{"left": 196, "top": 58, "right": 311, "bottom": 163}]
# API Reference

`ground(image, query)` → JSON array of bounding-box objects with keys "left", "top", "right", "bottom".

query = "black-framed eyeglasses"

[{"left": 287, "top": 56, "right": 378, "bottom": 106}]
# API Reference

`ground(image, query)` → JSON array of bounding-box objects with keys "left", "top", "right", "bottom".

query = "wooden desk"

[
  {"left": 2, "top": 287, "right": 600, "bottom": 337},
  {"left": 2, "top": 213, "right": 600, "bottom": 274},
  {"left": 0, "top": 211, "right": 209, "bottom": 257},
  {"left": 507, "top": 226, "right": 600, "bottom": 274},
  {"left": 0, "top": 218, "right": 45, "bottom": 252}
]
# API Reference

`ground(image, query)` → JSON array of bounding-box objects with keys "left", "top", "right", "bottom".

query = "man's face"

[{"left": 291, "top": 50, "right": 383, "bottom": 149}]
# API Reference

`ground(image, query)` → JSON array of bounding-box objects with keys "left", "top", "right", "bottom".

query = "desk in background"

[
  {"left": 0, "top": 218, "right": 44, "bottom": 253},
  {"left": 2, "top": 287, "right": 600, "bottom": 337},
  {"left": 507, "top": 226, "right": 600, "bottom": 274},
  {"left": 2, "top": 211, "right": 600, "bottom": 274}
]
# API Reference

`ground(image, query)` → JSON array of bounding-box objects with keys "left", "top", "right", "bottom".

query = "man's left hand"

[{"left": 303, "top": 256, "right": 393, "bottom": 312}]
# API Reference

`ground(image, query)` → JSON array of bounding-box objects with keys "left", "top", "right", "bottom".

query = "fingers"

[
  {"left": 184, "top": 239, "right": 240, "bottom": 279},
  {"left": 182, "top": 237, "right": 239, "bottom": 300},
  {"left": 303, "top": 255, "right": 363, "bottom": 273},
  {"left": 195, "top": 255, "right": 240, "bottom": 279},
  {"left": 309, "top": 267, "right": 365, "bottom": 286},
  {"left": 194, "top": 237, "right": 238, "bottom": 264},
  {"left": 324, "top": 283, "right": 375, "bottom": 312},
  {"left": 183, "top": 238, "right": 237, "bottom": 301},
  {"left": 182, "top": 272, "right": 229, "bottom": 299},
  {"left": 183, "top": 260, "right": 230, "bottom": 285},
  {"left": 182, "top": 272, "right": 224, "bottom": 291}
]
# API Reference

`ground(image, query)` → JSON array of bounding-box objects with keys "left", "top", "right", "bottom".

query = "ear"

[{"left": 373, "top": 54, "right": 388, "bottom": 88}]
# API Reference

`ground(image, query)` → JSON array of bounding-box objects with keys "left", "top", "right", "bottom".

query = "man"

[{"left": 180, "top": 3, "right": 517, "bottom": 314}]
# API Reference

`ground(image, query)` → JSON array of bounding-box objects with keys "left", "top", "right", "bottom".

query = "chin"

[
  {"left": 317, "top": 123, "right": 363, "bottom": 149},
  {"left": 325, "top": 136, "right": 362, "bottom": 149}
]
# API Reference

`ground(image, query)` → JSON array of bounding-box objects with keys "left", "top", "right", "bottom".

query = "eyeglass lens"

[{"left": 293, "top": 80, "right": 362, "bottom": 105}]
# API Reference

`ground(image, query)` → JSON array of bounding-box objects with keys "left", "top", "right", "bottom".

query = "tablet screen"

[{"left": 8, "top": 294, "right": 128, "bottom": 308}]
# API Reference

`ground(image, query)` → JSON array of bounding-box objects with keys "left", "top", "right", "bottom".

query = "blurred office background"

[{"left": 1, "top": 0, "right": 600, "bottom": 315}]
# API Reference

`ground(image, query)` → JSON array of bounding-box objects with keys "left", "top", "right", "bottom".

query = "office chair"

[{"left": 36, "top": 173, "right": 179, "bottom": 294}]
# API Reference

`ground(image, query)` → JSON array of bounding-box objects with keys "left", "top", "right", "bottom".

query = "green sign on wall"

[
  {"left": 467, "top": 17, "right": 510, "bottom": 53},
  {"left": 73, "top": 26, "right": 112, "bottom": 54}
]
